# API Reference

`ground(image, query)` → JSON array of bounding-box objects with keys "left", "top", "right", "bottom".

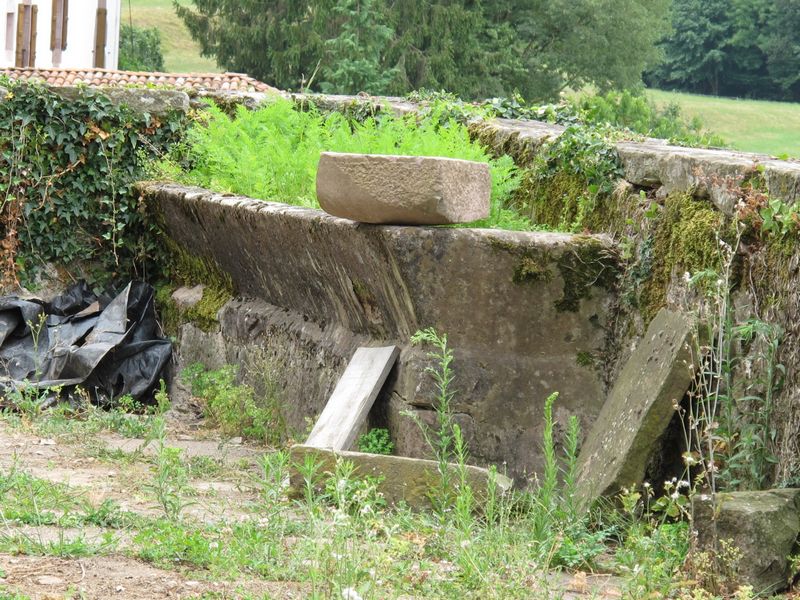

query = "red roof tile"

[{"left": 0, "top": 67, "right": 278, "bottom": 93}]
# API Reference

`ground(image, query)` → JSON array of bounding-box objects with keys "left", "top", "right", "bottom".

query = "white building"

[{"left": 1, "top": 0, "right": 121, "bottom": 70}]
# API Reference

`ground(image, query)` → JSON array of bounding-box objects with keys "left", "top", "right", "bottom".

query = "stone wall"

[
  {"left": 145, "top": 183, "right": 619, "bottom": 481},
  {"left": 143, "top": 89, "right": 800, "bottom": 484},
  {"left": 15, "top": 82, "right": 798, "bottom": 484}
]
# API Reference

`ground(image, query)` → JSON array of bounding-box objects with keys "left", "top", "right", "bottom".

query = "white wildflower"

[{"left": 341, "top": 588, "right": 363, "bottom": 600}]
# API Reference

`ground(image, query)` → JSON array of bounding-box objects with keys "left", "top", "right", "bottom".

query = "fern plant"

[{"left": 162, "top": 99, "right": 530, "bottom": 231}]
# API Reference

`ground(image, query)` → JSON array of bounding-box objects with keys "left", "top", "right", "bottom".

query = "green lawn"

[
  {"left": 649, "top": 89, "right": 800, "bottom": 157},
  {"left": 125, "top": 0, "right": 220, "bottom": 73}
]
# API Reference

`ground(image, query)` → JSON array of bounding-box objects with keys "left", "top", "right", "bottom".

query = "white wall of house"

[{"left": 1, "top": 0, "right": 121, "bottom": 70}]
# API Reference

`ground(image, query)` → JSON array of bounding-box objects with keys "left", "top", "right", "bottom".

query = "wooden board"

[{"left": 305, "top": 345, "right": 399, "bottom": 451}]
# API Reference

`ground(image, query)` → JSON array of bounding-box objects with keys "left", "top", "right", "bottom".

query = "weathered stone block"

[
  {"left": 693, "top": 489, "right": 800, "bottom": 595},
  {"left": 288, "top": 444, "right": 512, "bottom": 510},
  {"left": 575, "top": 308, "right": 694, "bottom": 506},
  {"left": 315, "top": 152, "right": 490, "bottom": 225},
  {"left": 172, "top": 285, "right": 205, "bottom": 310}
]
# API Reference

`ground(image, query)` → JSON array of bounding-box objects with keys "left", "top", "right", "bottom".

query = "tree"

[
  {"left": 119, "top": 25, "right": 165, "bottom": 72},
  {"left": 174, "top": 1, "right": 337, "bottom": 91},
  {"left": 319, "top": 0, "right": 397, "bottom": 94},
  {"left": 762, "top": 0, "right": 800, "bottom": 100},
  {"left": 175, "top": 0, "right": 670, "bottom": 100},
  {"left": 490, "top": 0, "right": 671, "bottom": 100},
  {"left": 647, "top": 0, "right": 800, "bottom": 101},
  {"left": 648, "top": 0, "right": 733, "bottom": 96},
  {"left": 381, "top": 0, "right": 506, "bottom": 98}
]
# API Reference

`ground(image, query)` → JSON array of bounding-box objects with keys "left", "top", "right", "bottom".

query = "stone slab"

[
  {"left": 50, "top": 86, "right": 190, "bottom": 116},
  {"left": 316, "top": 152, "right": 491, "bottom": 225},
  {"left": 693, "top": 489, "right": 800, "bottom": 595},
  {"left": 305, "top": 345, "right": 400, "bottom": 451},
  {"left": 288, "top": 444, "right": 512, "bottom": 510},
  {"left": 575, "top": 308, "right": 694, "bottom": 506}
]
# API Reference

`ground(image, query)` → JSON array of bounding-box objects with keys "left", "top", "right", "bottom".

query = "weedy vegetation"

[{"left": 0, "top": 329, "right": 761, "bottom": 599}]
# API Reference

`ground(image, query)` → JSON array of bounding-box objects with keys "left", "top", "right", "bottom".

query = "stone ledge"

[
  {"left": 288, "top": 444, "right": 513, "bottom": 510},
  {"left": 50, "top": 85, "right": 190, "bottom": 116}
]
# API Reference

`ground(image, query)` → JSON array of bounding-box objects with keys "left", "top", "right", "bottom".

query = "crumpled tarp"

[{"left": 0, "top": 281, "right": 171, "bottom": 407}]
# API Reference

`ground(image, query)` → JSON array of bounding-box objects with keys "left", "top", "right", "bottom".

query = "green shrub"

[
  {"left": 119, "top": 24, "right": 165, "bottom": 72},
  {"left": 163, "top": 99, "right": 530, "bottom": 231},
  {"left": 0, "top": 79, "right": 185, "bottom": 286},
  {"left": 356, "top": 428, "right": 394, "bottom": 455},
  {"left": 181, "top": 363, "right": 283, "bottom": 444},
  {"left": 573, "top": 89, "right": 725, "bottom": 147},
  {"left": 481, "top": 89, "right": 725, "bottom": 148}
]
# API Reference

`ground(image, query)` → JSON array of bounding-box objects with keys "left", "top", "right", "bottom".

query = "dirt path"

[{"left": 1, "top": 554, "right": 307, "bottom": 599}]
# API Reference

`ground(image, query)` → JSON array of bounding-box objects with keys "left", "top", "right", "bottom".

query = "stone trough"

[
  {"left": 144, "top": 182, "right": 620, "bottom": 482},
  {"left": 315, "top": 152, "right": 491, "bottom": 225}
]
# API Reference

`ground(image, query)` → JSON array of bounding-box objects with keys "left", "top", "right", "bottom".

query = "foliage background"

[
  {"left": 647, "top": 0, "right": 800, "bottom": 101},
  {"left": 173, "top": 0, "right": 670, "bottom": 102},
  {"left": 0, "top": 81, "right": 185, "bottom": 287},
  {"left": 119, "top": 24, "right": 166, "bottom": 72}
]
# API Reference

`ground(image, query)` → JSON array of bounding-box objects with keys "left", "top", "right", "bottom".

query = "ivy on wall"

[{"left": 0, "top": 79, "right": 186, "bottom": 288}]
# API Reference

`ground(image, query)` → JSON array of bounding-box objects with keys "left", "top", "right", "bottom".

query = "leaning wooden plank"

[{"left": 305, "top": 345, "right": 400, "bottom": 451}]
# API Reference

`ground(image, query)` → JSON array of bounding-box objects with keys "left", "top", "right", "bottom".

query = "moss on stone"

[
  {"left": 576, "top": 351, "right": 596, "bottom": 367},
  {"left": 513, "top": 255, "right": 554, "bottom": 284},
  {"left": 555, "top": 236, "right": 619, "bottom": 312},
  {"left": 352, "top": 279, "right": 374, "bottom": 305},
  {"left": 512, "top": 168, "right": 626, "bottom": 236},
  {"left": 486, "top": 237, "right": 555, "bottom": 285},
  {"left": 486, "top": 236, "right": 521, "bottom": 253},
  {"left": 748, "top": 234, "right": 796, "bottom": 316},
  {"left": 513, "top": 170, "right": 582, "bottom": 230},
  {"left": 638, "top": 193, "right": 734, "bottom": 322},
  {"left": 155, "top": 237, "right": 235, "bottom": 335},
  {"left": 467, "top": 123, "right": 537, "bottom": 167},
  {"left": 156, "top": 282, "right": 232, "bottom": 336},
  {"left": 165, "top": 236, "right": 234, "bottom": 292}
]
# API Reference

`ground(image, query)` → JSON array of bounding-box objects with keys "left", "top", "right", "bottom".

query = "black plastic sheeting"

[{"left": 0, "top": 281, "right": 171, "bottom": 407}]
